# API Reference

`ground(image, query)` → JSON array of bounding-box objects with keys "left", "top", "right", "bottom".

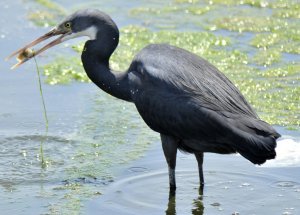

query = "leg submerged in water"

[
  {"left": 161, "top": 134, "right": 178, "bottom": 190},
  {"left": 195, "top": 152, "right": 204, "bottom": 187}
]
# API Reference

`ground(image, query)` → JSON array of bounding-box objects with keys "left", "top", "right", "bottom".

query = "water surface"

[
  {"left": 87, "top": 138, "right": 300, "bottom": 215},
  {"left": 0, "top": 0, "right": 299, "bottom": 214}
]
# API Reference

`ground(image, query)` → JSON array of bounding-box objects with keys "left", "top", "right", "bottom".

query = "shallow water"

[
  {"left": 0, "top": 0, "right": 299, "bottom": 214},
  {"left": 87, "top": 138, "right": 300, "bottom": 215}
]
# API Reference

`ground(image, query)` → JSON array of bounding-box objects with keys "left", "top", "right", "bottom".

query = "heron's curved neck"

[{"left": 81, "top": 40, "right": 132, "bottom": 102}]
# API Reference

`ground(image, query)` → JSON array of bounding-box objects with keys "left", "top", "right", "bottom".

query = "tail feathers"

[{"left": 235, "top": 134, "right": 277, "bottom": 165}]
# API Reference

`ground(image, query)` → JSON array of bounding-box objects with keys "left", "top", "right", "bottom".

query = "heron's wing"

[
  {"left": 131, "top": 44, "right": 257, "bottom": 118},
  {"left": 133, "top": 86, "right": 278, "bottom": 140}
]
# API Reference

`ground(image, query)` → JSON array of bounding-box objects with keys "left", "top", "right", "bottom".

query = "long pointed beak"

[{"left": 6, "top": 28, "right": 71, "bottom": 69}]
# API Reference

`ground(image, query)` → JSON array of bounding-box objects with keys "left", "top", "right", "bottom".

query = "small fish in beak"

[
  {"left": 10, "top": 48, "right": 36, "bottom": 70},
  {"left": 6, "top": 27, "right": 71, "bottom": 69},
  {"left": 17, "top": 48, "right": 35, "bottom": 62}
]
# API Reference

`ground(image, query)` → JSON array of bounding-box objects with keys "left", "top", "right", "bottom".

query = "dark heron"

[{"left": 8, "top": 9, "right": 280, "bottom": 190}]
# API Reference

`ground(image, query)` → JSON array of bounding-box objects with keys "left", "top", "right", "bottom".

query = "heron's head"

[{"left": 7, "top": 9, "right": 119, "bottom": 69}]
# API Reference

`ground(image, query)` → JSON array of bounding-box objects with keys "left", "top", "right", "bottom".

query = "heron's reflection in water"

[
  {"left": 192, "top": 186, "right": 204, "bottom": 215},
  {"left": 165, "top": 186, "right": 204, "bottom": 215}
]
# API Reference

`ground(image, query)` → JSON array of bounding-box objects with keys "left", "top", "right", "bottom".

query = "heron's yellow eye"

[{"left": 64, "top": 22, "right": 71, "bottom": 28}]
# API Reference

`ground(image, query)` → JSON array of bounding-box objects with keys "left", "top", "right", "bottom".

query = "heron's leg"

[
  {"left": 195, "top": 152, "right": 204, "bottom": 187},
  {"left": 160, "top": 134, "right": 178, "bottom": 190}
]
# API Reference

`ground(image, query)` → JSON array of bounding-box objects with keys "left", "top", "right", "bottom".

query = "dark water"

[{"left": 0, "top": 0, "right": 299, "bottom": 214}]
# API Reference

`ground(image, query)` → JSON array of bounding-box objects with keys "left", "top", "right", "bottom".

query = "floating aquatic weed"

[
  {"left": 129, "top": 2, "right": 213, "bottom": 30},
  {"left": 130, "top": 5, "right": 211, "bottom": 16},
  {"left": 225, "top": 61, "right": 300, "bottom": 128},
  {"left": 252, "top": 48, "right": 282, "bottom": 66},
  {"left": 251, "top": 33, "right": 281, "bottom": 48},
  {"left": 273, "top": 7, "right": 300, "bottom": 18},
  {"left": 214, "top": 16, "right": 287, "bottom": 33},
  {"left": 269, "top": 0, "right": 300, "bottom": 9},
  {"left": 259, "top": 64, "right": 300, "bottom": 78},
  {"left": 204, "top": 0, "right": 299, "bottom": 8},
  {"left": 186, "top": 6, "right": 212, "bottom": 15},
  {"left": 251, "top": 28, "right": 300, "bottom": 54},
  {"left": 131, "top": 0, "right": 214, "bottom": 16},
  {"left": 34, "top": 0, "right": 66, "bottom": 12},
  {"left": 130, "top": 6, "right": 179, "bottom": 16},
  {"left": 43, "top": 57, "right": 89, "bottom": 84},
  {"left": 204, "top": 0, "right": 240, "bottom": 5},
  {"left": 204, "top": 0, "right": 270, "bottom": 7},
  {"left": 250, "top": 86, "right": 299, "bottom": 127},
  {"left": 204, "top": 49, "right": 248, "bottom": 72},
  {"left": 28, "top": 0, "right": 66, "bottom": 27},
  {"left": 112, "top": 27, "right": 230, "bottom": 71},
  {"left": 242, "top": 0, "right": 269, "bottom": 8},
  {"left": 28, "top": 10, "right": 58, "bottom": 27}
]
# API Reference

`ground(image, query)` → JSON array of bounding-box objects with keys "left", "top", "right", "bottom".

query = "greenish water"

[{"left": 0, "top": 0, "right": 299, "bottom": 214}]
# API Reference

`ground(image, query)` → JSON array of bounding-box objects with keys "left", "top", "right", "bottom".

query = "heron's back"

[{"left": 130, "top": 44, "right": 257, "bottom": 118}]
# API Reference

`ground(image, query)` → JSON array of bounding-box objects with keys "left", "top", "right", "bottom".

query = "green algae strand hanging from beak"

[{"left": 33, "top": 56, "right": 49, "bottom": 168}]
